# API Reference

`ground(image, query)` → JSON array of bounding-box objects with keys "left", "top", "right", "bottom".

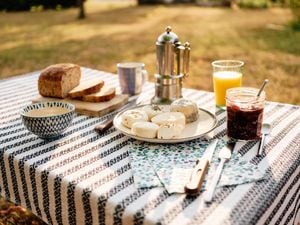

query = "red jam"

[{"left": 227, "top": 104, "right": 263, "bottom": 140}]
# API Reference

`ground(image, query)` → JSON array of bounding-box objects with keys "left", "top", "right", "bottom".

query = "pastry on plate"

[
  {"left": 142, "top": 104, "right": 163, "bottom": 119},
  {"left": 131, "top": 121, "right": 159, "bottom": 138},
  {"left": 121, "top": 109, "right": 148, "bottom": 128},
  {"left": 151, "top": 112, "right": 185, "bottom": 126},
  {"left": 170, "top": 98, "right": 199, "bottom": 123},
  {"left": 157, "top": 122, "right": 185, "bottom": 139}
]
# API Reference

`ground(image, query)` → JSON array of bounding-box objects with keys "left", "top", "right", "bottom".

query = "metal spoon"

[
  {"left": 257, "top": 79, "right": 269, "bottom": 97},
  {"left": 257, "top": 123, "right": 271, "bottom": 156}
]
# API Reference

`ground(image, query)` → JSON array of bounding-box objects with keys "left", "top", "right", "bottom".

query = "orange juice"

[{"left": 213, "top": 71, "right": 242, "bottom": 106}]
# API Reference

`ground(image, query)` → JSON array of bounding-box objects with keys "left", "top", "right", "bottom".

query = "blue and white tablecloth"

[{"left": 0, "top": 68, "right": 299, "bottom": 225}]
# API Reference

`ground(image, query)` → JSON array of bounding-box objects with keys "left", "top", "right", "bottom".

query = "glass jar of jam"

[{"left": 226, "top": 87, "right": 265, "bottom": 140}]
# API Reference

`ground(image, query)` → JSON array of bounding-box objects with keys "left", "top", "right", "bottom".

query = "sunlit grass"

[{"left": 0, "top": 1, "right": 299, "bottom": 104}]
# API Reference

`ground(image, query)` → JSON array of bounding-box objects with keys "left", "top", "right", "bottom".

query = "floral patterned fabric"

[{"left": 128, "top": 138, "right": 265, "bottom": 194}]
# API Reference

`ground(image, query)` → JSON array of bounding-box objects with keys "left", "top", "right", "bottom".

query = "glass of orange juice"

[{"left": 212, "top": 60, "right": 244, "bottom": 108}]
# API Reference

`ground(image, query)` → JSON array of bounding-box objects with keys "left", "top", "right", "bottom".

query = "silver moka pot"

[{"left": 152, "top": 26, "right": 191, "bottom": 104}]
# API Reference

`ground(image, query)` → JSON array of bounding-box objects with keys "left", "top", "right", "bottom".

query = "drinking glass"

[{"left": 212, "top": 60, "right": 244, "bottom": 108}]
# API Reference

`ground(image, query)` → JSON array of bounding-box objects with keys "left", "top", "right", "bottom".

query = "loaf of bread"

[
  {"left": 38, "top": 63, "right": 81, "bottom": 98},
  {"left": 68, "top": 78, "right": 104, "bottom": 99}
]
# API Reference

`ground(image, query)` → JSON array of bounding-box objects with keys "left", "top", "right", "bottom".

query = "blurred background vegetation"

[
  {"left": 0, "top": 0, "right": 299, "bottom": 224},
  {"left": 0, "top": 0, "right": 299, "bottom": 105}
]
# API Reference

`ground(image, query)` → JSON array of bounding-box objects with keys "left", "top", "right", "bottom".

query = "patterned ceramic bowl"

[{"left": 20, "top": 102, "right": 75, "bottom": 139}]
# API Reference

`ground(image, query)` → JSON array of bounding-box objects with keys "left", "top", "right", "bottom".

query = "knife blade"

[
  {"left": 203, "top": 141, "right": 235, "bottom": 202},
  {"left": 94, "top": 95, "right": 139, "bottom": 133},
  {"left": 184, "top": 139, "right": 218, "bottom": 195}
]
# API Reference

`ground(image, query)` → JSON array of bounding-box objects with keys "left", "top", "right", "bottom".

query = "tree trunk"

[
  {"left": 230, "top": 0, "right": 239, "bottom": 10},
  {"left": 78, "top": 0, "right": 85, "bottom": 19}
]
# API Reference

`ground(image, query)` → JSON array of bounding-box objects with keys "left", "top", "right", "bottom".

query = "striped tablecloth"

[{"left": 0, "top": 68, "right": 299, "bottom": 225}]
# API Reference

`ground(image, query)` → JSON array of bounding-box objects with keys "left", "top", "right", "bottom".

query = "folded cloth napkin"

[{"left": 128, "top": 138, "right": 265, "bottom": 194}]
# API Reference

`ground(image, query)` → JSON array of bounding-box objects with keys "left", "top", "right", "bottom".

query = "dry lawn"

[{"left": 0, "top": 1, "right": 299, "bottom": 104}]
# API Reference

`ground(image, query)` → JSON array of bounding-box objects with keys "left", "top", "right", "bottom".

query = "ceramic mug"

[{"left": 117, "top": 62, "right": 148, "bottom": 96}]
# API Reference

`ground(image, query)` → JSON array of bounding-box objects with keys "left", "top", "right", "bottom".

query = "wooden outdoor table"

[{"left": 0, "top": 68, "right": 299, "bottom": 225}]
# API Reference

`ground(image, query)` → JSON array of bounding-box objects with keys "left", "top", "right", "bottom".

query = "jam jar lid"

[{"left": 226, "top": 87, "right": 266, "bottom": 104}]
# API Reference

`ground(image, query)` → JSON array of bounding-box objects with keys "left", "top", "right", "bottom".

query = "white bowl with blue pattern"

[{"left": 20, "top": 101, "right": 75, "bottom": 139}]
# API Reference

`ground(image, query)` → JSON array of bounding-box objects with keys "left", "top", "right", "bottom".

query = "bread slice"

[
  {"left": 38, "top": 63, "right": 81, "bottom": 98},
  {"left": 68, "top": 78, "right": 104, "bottom": 98},
  {"left": 82, "top": 87, "right": 116, "bottom": 102}
]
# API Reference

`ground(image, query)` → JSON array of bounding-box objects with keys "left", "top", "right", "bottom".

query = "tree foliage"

[{"left": 0, "top": 0, "right": 78, "bottom": 11}]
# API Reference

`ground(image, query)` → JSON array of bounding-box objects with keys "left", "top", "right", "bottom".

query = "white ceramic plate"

[{"left": 113, "top": 104, "right": 218, "bottom": 143}]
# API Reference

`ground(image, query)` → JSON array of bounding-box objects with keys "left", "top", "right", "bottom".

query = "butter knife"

[
  {"left": 94, "top": 95, "right": 139, "bottom": 133},
  {"left": 185, "top": 139, "right": 218, "bottom": 195},
  {"left": 203, "top": 141, "right": 235, "bottom": 203}
]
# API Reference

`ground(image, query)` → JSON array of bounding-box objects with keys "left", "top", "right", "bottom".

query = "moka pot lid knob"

[{"left": 156, "top": 26, "right": 179, "bottom": 45}]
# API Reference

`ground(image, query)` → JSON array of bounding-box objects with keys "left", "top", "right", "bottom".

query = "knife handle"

[
  {"left": 94, "top": 118, "right": 113, "bottom": 133},
  {"left": 185, "top": 159, "right": 209, "bottom": 195}
]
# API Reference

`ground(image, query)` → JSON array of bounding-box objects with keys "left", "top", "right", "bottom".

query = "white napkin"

[{"left": 128, "top": 138, "right": 265, "bottom": 194}]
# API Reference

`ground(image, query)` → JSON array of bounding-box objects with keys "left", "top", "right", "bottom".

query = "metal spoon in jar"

[
  {"left": 257, "top": 123, "right": 271, "bottom": 156},
  {"left": 257, "top": 79, "right": 269, "bottom": 97}
]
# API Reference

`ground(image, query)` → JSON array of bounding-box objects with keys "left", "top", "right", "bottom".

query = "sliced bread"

[
  {"left": 68, "top": 78, "right": 104, "bottom": 98},
  {"left": 82, "top": 87, "right": 116, "bottom": 102}
]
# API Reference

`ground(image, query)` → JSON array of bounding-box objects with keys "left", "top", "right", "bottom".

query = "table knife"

[
  {"left": 185, "top": 139, "right": 219, "bottom": 195},
  {"left": 203, "top": 141, "right": 235, "bottom": 203},
  {"left": 94, "top": 95, "right": 139, "bottom": 133}
]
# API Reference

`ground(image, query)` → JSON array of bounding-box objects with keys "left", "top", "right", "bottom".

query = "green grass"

[{"left": 0, "top": 1, "right": 299, "bottom": 104}]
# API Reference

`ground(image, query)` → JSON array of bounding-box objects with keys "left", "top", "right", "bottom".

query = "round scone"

[
  {"left": 157, "top": 123, "right": 184, "bottom": 139},
  {"left": 170, "top": 98, "right": 199, "bottom": 123},
  {"left": 131, "top": 122, "right": 159, "bottom": 138},
  {"left": 142, "top": 105, "right": 163, "bottom": 119},
  {"left": 151, "top": 112, "right": 185, "bottom": 126},
  {"left": 121, "top": 109, "right": 148, "bottom": 128}
]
